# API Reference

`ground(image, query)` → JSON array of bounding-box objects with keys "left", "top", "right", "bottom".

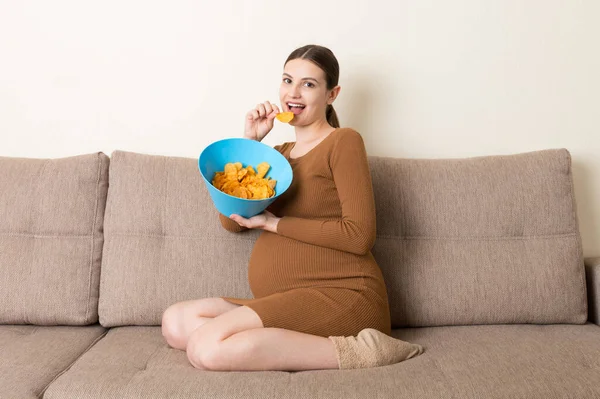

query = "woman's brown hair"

[{"left": 285, "top": 45, "right": 340, "bottom": 128}]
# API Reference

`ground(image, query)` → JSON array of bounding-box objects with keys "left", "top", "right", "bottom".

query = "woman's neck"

[{"left": 293, "top": 119, "right": 336, "bottom": 145}]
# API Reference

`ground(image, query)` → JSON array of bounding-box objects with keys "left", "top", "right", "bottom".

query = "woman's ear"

[{"left": 327, "top": 85, "right": 341, "bottom": 105}]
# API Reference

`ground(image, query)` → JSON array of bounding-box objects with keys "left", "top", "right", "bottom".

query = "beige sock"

[{"left": 328, "top": 328, "right": 424, "bottom": 369}]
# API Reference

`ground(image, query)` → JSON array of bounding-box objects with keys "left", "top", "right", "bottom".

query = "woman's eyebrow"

[{"left": 283, "top": 73, "right": 319, "bottom": 83}]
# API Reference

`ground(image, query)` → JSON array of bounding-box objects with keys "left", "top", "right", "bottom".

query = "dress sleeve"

[
  {"left": 275, "top": 131, "right": 376, "bottom": 255},
  {"left": 217, "top": 142, "right": 286, "bottom": 233}
]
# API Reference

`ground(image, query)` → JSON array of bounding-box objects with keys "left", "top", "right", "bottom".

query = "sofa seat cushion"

[
  {"left": 0, "top": 324, "right": 106, "bottom": 399},
  {"left": 44, "top": 323, "right": 600, "bottom": 399}
]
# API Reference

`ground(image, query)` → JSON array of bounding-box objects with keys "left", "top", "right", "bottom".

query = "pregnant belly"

[{"left": 247, "top": 232, "right": 384, "bottom": 298}]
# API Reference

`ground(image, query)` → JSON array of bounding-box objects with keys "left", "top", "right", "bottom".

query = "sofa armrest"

[{"left": 584, "top": 257, "right": 600, "bottom": 325}]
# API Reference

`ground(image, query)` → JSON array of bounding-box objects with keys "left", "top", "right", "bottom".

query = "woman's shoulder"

[
  {"left": 331, "top": 127, "right": 365, "bottom": 148},
  {"left": 336, "top": 126, "right": 361, "bottom": 135},
  {"left": 327, "top": 127, "right": 367, "bottom": 168}
]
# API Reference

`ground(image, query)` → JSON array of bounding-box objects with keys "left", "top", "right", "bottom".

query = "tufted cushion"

[
  {"left": 98, "top": 151, "right": 256, "bottom": 327},
  {"left": 0, "top": 153, "right": 109, "bottom": 325},
  {"left": 369, "top": 148, "right": 587, "bottom": 327}
]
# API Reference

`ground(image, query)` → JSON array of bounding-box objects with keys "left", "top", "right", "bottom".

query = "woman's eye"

[
  {"left": 283, "top": 78, "right": 292, "bottom": 84},
  {"left": 303, "top": 82, "right": 314, "bottom": 88}
]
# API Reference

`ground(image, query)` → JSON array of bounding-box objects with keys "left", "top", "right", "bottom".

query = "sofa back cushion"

[
  {"left": 370, "top": 148, "right": 587, "bottom": 327},
  {"left": 98, "top": 151, "right": 256, "bottom": 326},
  {"left": 100, "top": 148, "right": 587, "bottom": 328},
  {"left": 0, "top": 153, "right": 109, "bottom": 325}
]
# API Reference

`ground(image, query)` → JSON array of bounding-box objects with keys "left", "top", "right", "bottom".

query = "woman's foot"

[{"left": 328, "top": 328, "right": 424, "bottom": 369}]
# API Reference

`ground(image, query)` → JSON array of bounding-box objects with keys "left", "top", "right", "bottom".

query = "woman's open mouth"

[{"left": 287, "top": 102, "right": 306, "bottom": 115}]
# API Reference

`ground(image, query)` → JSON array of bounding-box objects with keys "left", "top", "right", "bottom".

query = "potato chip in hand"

[{"left": 276, "top": 112, "right": 294, "bottom": 123}]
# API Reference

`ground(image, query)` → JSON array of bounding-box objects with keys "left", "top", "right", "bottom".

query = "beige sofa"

[{"left": 1, "top": 148, "right": 599, "bottom": 398}]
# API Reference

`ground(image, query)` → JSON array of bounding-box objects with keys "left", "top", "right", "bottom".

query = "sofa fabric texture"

[
  {"left": 1, "top": 147, "right": 597, "bottom": 399},
  {"left": 43, "top": 323, "right": 600, "bottom": 399},
  {"left": 369, "top": 148, "right": 587, "bottom": 327},
  {"left": 0, "top": 324, "right": 106, "bottom": 399},
  {"left": 0, "top": 153, "right": 109, "bottom": 325},
  {"left": 98, "top": 151, "right": 256, "bottom": 327},
  {"left": 100, "top": 149, "right": 586, "bottom": 328}
]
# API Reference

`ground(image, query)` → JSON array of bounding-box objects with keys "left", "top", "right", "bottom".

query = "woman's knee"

[
  {"left": 201, "top": 297, "right": 242, "bottom": 316},
  {"left": 161, "top": 298, "right": 240, "bottom": 346},
  {"left": 186, "top": 320, "right": 258, "bottom": 371},
  {"left": 161, "top": 303, "right": 185, "bottom": 346}
]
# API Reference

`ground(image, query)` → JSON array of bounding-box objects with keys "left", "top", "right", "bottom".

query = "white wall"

[{"left": 1, "top": 0, "right": 598, "bottom": 256}]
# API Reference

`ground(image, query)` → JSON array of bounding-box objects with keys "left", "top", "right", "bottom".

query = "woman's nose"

[{"left": 289, "top": 83, "right": 301, "bottom": 97}]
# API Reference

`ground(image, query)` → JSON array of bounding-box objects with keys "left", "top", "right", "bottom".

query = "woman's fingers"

[
  {"left": 246, "top": 101, "right": 279, "bottom": 140},
  {"left": 264, "top": 101, "right": 273, "bottom": 115},
  {"left": 246, "top": 109, "right": 259, "bottom": 121},
  {"left": 266, "top": 103, "right": 280, "bottom": 120},
  {"left": 230, "top": 214, "right": 244, "bottom": 226},
  {"left": 230, "top": 214, "right": 254, "bottom": 227},
  {"left": 256, "top": 103, "right": 267, "bottom": 118},
  {"left": 250, "top": 102, "right": 280, "bottom": 121},
  {"left": 230, "top": 213, "right": 267, "bottom": 229},
  {"left": 260, "top": 101, "right": 282, "bottom": 120}
]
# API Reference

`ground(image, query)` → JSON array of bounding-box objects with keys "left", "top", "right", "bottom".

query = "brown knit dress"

[{"left": 219, "top": 128, "right": 391, "bottom": 338}]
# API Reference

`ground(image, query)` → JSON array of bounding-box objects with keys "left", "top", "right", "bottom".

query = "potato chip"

[
  {"left": 224, "top": 163, "right": 238, "bottom": 181},
  {"left": 256, "top": 162, "right": 270, "bottom": 178},
  {"left": 233, "top": 186, "right": 250, "bottom": 199},
  {"left": 237, "top": 168, "right": 248, "bottom": 181},
  {"left": 276, "top": 112, "right": 294, "bottom": 123},
  {"left": 221, "top": 179, "right": 239, "bottom": 193},
  {"left": 212, "top": 161, "right": 278, "bottom": 200}
]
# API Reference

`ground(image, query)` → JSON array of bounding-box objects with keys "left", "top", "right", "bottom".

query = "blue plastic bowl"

[{"left": 198, "top": 138, "right": 293, "bottom": 218}]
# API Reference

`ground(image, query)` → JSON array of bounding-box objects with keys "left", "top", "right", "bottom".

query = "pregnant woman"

[{"left": 162, "top": 44, "right": 423, "bottom": 371}]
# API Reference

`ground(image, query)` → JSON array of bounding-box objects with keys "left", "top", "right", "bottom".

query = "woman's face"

[{"left": 279, "top": 58, "right": 335, "bottom": 127}]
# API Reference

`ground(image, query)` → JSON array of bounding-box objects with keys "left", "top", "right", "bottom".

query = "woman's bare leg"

[
  {"left": 161, "top": 297, "right": 241, "bottom": 350},
  {"left": 186, "top": 305, "right": 339, "bottom": 371},
  {"left": 185, "top": 305, "right": 422, "bottom": 371},
  {"left": 202, "top": 327, "right": 340, "bottom": 371}
]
